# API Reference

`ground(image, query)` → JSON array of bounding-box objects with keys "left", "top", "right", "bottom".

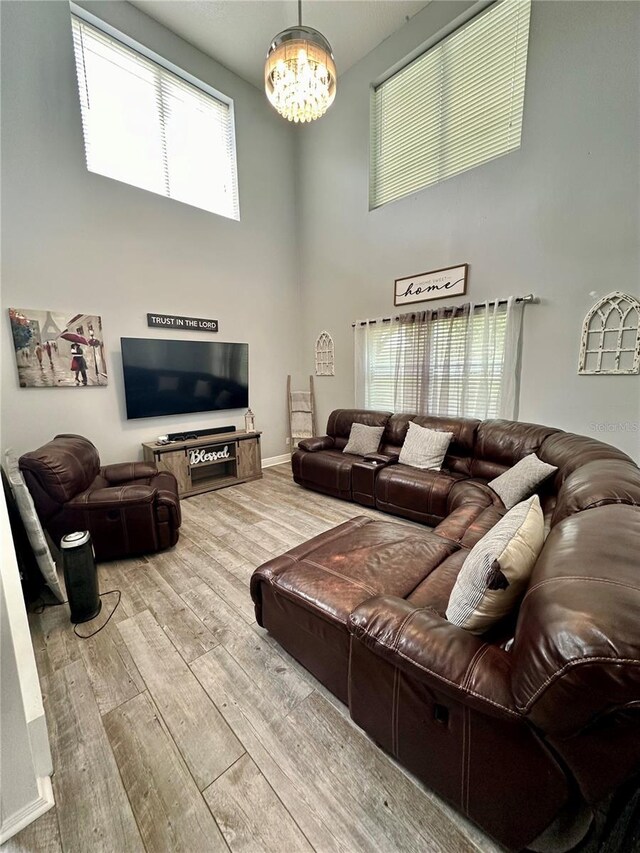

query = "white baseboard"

[
  {"left": 0, "top": 776, "right": 54, "bottom": 844},
  {"left": 262, "top": 453, "right": 290, "bottom": 468}
]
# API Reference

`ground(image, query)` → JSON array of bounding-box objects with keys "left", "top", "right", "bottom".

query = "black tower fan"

[{"left": 61, "top": 531, "right": 101, "bottom": 623}]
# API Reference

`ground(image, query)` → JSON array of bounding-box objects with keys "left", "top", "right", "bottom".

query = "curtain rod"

[{"left": 351, "top": 294, "right": 538, "bottom": 328}]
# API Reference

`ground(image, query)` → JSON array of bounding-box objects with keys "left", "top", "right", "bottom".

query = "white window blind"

[
  {"left": 355, "top": 300, "right": 522, "bottom": 420},
  {"left": 370, "top": 0, "right": 531, "bottom": 209},
  {"left": 71, "top": 13, "right": 239, "bottom": 220}
]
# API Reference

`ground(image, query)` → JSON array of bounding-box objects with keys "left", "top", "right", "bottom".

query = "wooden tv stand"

[{"left": 142, "top": 430, "right": 262, "bottom": 498}]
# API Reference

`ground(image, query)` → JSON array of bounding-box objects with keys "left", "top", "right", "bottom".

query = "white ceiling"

[{"left": 130, "top": 1, "right": 429, "bottom": 89}]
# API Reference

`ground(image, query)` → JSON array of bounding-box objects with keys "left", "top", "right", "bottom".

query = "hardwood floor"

[{"left": 6, "top": 465, "right": 501, "bottom": 853}]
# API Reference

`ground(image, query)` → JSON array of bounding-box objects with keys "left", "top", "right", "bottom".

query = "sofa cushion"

[
  {"left": 263, "top": 518, "right": 459, "bottom": 626},
  {"left": 446, "top": 495, "right": 544, "bottom": 635},
  {"left": 538, "top": 431, "right": 634, "bottom": 488},
  {"left": 250, "top": 516, "right": 460, "bottom": 702},
  {"left": 343, "top": 423, "right": 384, "bottom": 456},
  {"left": 552, "top": 459, "right": 640, "bottom": 525},
  {"left": 406, "top": 549, "right": 467, "bottom": 615},
  {"left": 19, "top": 433, "right": 100, "bottom": 503},
  {"left": 292, "top": 448, "right": 359, "bottom": 498},
  {"left": 434, "top": 503, "right": 506, "bottom": 549},
  {"left": 412, "top": 415, "right": 480, "bottom": 476},
  {"left": 380, "top": 413, "right": 414, "bottom": 451},
  {"left": 375, "top": 465, "right": 467, "bottom": 525},
  {"left": 488, "top": 453, "right": 558, "bottom": 509},
  {"left": 398, "top": 422, "right": 453, "bottom": 470},
  {"left": 471, "top": 420, "right": 560, "bottom": 480},
  {"left": 326, "top": 409, "right": 391, "bottom": 450}
]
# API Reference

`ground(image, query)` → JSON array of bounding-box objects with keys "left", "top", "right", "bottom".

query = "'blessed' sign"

[
  {"left": 394, "top": 264, "right": 468, "bottom": 306},
  {"left": 189, "top": 446, "right": 230, "bottom": 466}
]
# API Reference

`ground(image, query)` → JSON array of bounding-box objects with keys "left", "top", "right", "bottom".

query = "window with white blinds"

[
  {"left": 355, "top": 301, "right": 519, "bottom": 420},
  {"left": 370, "top": 0, "right": 531, "bottom": 209},
  {"left": 71, "top": 12, "right": 239, "bottom": 220}
]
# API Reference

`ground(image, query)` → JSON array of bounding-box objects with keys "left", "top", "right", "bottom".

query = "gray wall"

[
  {"left": 297, "top": 0, "right": 640, "bottom": 459},
  {"left": 2, "top": 1, "right": 638, "bottom": 464},
  {"left": 1, "top": 0, "right": 300, "bottom": 464}
]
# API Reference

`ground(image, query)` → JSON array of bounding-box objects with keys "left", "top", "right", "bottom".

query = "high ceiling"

[{"left": 130, "top": 1, "right": 429, "bottom": 89}]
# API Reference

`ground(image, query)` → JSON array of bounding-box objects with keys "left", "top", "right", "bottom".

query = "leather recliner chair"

[{"left": 19, "top": 434, "right": 181, "bottom": 561}]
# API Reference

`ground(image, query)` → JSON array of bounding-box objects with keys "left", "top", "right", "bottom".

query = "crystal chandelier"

[{"left": 264, "top": 0, "right": 336, "bottom": 123}]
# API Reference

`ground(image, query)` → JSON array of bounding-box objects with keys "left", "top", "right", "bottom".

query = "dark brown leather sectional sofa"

[{"left": 252, "top": 410, "right": 640, "bottom": 851}]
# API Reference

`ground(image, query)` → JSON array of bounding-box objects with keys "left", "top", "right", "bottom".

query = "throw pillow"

[
  {"left": 488, "top": 453, "right": 558, "bottom": 510},
  {"left": 398, "top": 421, "right": 453, "bottom": 471},
  {"left": 343, "top": 423, "right": 384, "bottom": 456},
  {"left": 4, "top": 450, "right": 65, "bottom": 602},
  {"left": 446, "top": 494, "right": 544, "bottom": 634}
]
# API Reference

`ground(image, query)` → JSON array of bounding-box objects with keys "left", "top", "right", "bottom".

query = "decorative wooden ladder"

[{"left": 287, "top": 375, "right": 317, "bottom": 453}]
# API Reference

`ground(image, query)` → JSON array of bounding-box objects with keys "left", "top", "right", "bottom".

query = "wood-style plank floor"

[{"left": 6, "top": 465, "right": 501, "bottom": 853}]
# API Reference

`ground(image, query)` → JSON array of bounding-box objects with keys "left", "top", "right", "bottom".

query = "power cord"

[
  {"left": 73, "top": 589, "right": 121, "bottom": 638},
  {"left": 30, "top": 589, "right": 122, "bottom": 639}
]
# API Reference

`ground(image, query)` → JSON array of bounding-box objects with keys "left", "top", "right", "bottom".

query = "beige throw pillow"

[
  {"left": 488, "top": 453, "right": 557, "bottom": 510},
  {"left": 398, "top": 421, "right": 453, "bottom": 471},
  {"left": 446, "top": 495, "right": 544, "bottom": 634},
  {"left": 343, "top": 423, "right": 384, "bottom": 456}
]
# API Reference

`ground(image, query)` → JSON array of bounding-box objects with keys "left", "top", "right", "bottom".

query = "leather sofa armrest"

[
  {"left": 101, "top": 462, "right": 158, "bottom": 484},
  {"left": 67, "top": 484, "right": 157, "bottom": 510},
  {"left": 435, "top": 503, "right": 505, "bottom": 548},
  {"left": 363, "top": 452, "right": 399, "bottom": 465},
  {"left": 349, "top": 595, "right": 518, "bottom": 721},
  {"left": 151, "top": 473, "right": 182, "bottom": 526},
  {"left": 297, "top": 435, "right": 335, "bottom": 452},
  {"left": 447, "top": 478, "right": 504, "bottom": 513}
]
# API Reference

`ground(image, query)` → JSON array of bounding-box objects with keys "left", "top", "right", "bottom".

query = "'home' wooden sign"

[{"left": 394, "top": 264, "right": 468, "bottom": 306}]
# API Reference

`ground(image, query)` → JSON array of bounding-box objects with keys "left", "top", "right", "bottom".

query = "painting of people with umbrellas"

[{"left": 9, "top": 309, "right": 108, "bottom": 388}]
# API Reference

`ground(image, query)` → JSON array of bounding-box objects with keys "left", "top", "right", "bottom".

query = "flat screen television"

[{"left": 121, "top": 337, "right": 249, "bottom": 419}]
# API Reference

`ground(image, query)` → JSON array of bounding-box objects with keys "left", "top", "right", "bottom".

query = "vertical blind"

[
  {"left": 370, "top": 0, "right": 532, "bottom": 209},
  {"left": 71, "top": 14, "right": 239, "bottom": 220}
]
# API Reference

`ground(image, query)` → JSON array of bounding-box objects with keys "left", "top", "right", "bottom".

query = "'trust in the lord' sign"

[{"left": 147, "top": 313, "right": 219, "bottom": 332}]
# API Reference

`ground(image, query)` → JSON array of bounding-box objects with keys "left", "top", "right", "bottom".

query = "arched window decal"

[
  {"left": 315, "top": 331, "right": 335, "bottom": 376},
  {"left": 578, "top": 291, "right": 640, "bottom": 375}
]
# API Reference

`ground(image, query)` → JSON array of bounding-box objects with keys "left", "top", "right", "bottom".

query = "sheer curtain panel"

[{"left": 354, "top": 297, "right": 523, "bottom": 420}]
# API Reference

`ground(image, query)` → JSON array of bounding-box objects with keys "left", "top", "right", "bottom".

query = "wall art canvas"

[{"left": 9, "top": 308, "right": 108, "bottom": 388}]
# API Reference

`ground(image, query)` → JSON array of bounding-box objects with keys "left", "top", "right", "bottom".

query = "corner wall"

[
  {"left": 0, "top": 489, "right": 54, "bottom": 842},
  {"left": 297, "top": 0, "right": 640, "bottom": 459},
  {"left": 1, "top": 0, "right": 301, "bottom": 464}
]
